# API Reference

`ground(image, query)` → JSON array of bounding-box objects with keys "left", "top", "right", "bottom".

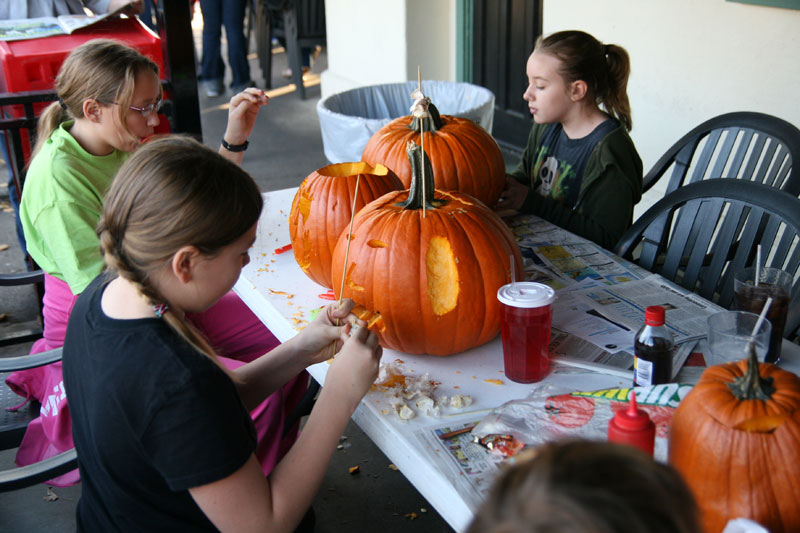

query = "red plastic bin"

[
  {"left": 0, "top": 17, "right": 164, "bottom": 93},
  {"left": 0, "top": 17, "right": 170, "bottom": 163}
]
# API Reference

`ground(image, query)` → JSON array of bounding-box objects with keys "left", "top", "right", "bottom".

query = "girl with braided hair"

[
  {"left": 495, "top": 30, "right": 643, "bottom": 250},
  {"left": 9, "top": 39, "right": 306, "bottom": 486},
  {"left": 62, "top": 136, "right": 382, "bottom": 531}
]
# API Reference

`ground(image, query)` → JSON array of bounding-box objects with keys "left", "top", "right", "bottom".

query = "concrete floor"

[{"left": 0, "top": 15, "right": 462, "bottom": 533}]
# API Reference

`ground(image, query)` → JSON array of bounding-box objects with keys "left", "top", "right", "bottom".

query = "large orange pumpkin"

[
  {"left": 361, "top": 102, "right": 506, "bottom": 209},
  {"left": 332, "top": 141, "right": 523, "bottom": 356},
  {"left": 289, "top": 162, "right": 402, "bottom": 288},
  {"left": 669, "top": 346, "right": 800, "bottom": 533}
]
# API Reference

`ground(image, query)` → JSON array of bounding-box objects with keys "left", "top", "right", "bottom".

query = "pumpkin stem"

[
  {"left": 727, "top": 341, "right": 775, "bottom": 401},
  {"left": 397, "top": 141, "right": 445, "bottom": 210},
  {"left": 409, "top": 102, "right": 444, "bottom": 133}
]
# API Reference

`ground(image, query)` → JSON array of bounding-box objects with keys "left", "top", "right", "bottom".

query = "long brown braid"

[{"left": 97, "top": 136, "right": 263, "bottom": 368}]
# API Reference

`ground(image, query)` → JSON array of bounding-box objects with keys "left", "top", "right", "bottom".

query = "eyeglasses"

[
  {"left": 127, "top": 99, "right": 163, "bottom": 117},
  {"left": 107, "top": 99, "right": 163, "bottom": 117}
]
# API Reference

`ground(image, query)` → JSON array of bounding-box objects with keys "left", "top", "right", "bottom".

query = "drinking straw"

[
  {"left": 755, "top": 244, "right": 762, "bottom": 287},
  {"left": 750, "top": 296, "right": 773, "bottom": 339},
  {"left": 745, "top": 296, "right": 772, "bottom": 360},
  {"left": 509, "top": 254, "right": 520, "bottom": 296}
]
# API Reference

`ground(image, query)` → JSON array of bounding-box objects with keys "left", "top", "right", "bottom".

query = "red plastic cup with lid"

[
  {"left": 608, "top": 390, "right": 656, "bottom": 456},
  {"left": 496, "top": 282, "right": 556, "bottom": 383}
]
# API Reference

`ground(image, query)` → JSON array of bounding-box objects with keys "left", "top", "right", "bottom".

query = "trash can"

[{"left": 317, "top": 80, "right": 495, "bottom": 164}]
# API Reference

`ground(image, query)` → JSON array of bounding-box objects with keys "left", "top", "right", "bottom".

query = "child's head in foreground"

[{"left": 468, "top": 439, "right": 701, "bottom": 533}]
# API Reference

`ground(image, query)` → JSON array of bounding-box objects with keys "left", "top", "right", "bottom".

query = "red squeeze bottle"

[{"left": 607, "top": 392, "right": 655, "bottom": 456}]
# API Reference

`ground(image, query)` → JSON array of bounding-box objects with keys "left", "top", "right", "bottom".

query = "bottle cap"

[
  {"left": 497, "top": 282, "right": 556, "bottom": 308},
  {"left": 644, "top": 305, "right": 665, "bottom": 327},
  {"left": 612, "top": 392, "right": 653, "bottom": 431}
]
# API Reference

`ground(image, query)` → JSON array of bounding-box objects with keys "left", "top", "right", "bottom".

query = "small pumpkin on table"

[{"left": 669, "top": 341, "right": 800, "bottom": 533}]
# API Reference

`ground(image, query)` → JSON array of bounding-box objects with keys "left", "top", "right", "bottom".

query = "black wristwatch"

[{"left": 221, "top": 138, "right": 249, "bottom": 152}]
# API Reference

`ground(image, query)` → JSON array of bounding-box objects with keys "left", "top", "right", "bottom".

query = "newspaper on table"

[
  {"left": 570, "top": 274, "right": 724, "bottom": 343},
  {"left": 413, "top": 419, "right": 502, "bottom": 511},
  {"left": 0, "top": 11, "right": 123, "bottom": 41},
  {"left": 413, "top": 381, "right": 692, "bottom": 510},
  {"left": 550, "top": 328, "right": 698, "bottom": 380},
  {"left": 506, "top": 214, "right": 721, "bottom": 379},
  {"left": 507, "top": 214, "right": 641, "bottom": 288}
]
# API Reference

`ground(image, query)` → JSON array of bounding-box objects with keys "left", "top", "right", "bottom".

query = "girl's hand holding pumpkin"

[
  {"left": 324, "top": 322, "right": 382, "bottom": 408},
  {"left": 294, "top": 299, "right": 364, "bottom": 366}
]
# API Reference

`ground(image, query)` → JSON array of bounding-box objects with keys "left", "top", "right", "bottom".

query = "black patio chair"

[
  {"left": 643, "top": 111, "right": 800, "bottom": 196},
  {"left": 0, "top": 348, "right": 78, "bottom": 492},
  {"left": 614, "top": 179, "right": 800, "bottom": 339},
  {"left": 253, "top": 0, "right": 326, "bottom": 99},
  {"left": 0, "top": 91, "right": 55, "bottom": 348}
]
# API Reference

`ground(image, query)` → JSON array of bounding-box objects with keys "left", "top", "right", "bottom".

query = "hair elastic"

[
  {"left": 57, "top": 97, "right": 68, "bottom": 111},
  {"left": 153, "top": 303, "right": 169, "bottom": 318}
]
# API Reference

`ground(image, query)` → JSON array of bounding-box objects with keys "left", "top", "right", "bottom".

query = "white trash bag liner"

[{"left": 317, "top": 80, "right": 495, "bottom": 164}]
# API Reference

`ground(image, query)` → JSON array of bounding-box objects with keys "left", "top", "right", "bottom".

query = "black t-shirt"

[
  {"left": 530, "top": 119, "right": 618, "bottom": 208},
  {"left": 62, "top": 275, "right": 257, "bottom": 531}
]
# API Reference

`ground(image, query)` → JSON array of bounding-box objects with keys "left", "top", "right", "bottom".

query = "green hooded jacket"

[{"left": 509, "top": 121, "right": 643, "bottom": 250}]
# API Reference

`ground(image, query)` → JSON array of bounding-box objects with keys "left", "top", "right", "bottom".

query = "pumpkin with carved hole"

[
  {"left": 289, "top": 162, "right": 402, "bottom": 288},
  {"left": 669, "top": 345, "right": 800, "bottom": 533},
  {"left": 332, "top": 141, "right": 523, "bottom": 356},
  {"left": 361, "top": 101, "right": 506, "bottom": 209}
]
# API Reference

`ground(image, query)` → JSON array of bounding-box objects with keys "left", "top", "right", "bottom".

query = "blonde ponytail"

[{"left": 31, "top": 102, "right": 68, "bottom": 160}]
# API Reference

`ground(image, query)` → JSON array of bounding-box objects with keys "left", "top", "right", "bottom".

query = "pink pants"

[{"left": 6, "top": 274, "right": 306, "bottom": 486}]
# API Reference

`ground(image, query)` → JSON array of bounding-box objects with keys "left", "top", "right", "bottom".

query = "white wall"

[
  {"left": 543, "top": 0, "right": 800, "bottom": 216},
  {"left": 320, "top": 0, "right": 800, "bottom": 216},
  {"left": 321, "top": 0, "right": 455, "bottom": 97}
]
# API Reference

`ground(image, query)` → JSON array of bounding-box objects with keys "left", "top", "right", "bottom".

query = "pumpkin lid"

[{"left": 497, "top": 282, "right": 556, "bottom": 308}]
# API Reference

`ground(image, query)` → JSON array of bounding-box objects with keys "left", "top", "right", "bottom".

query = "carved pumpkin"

[
  {"left": 669, "top": 346, "right": 800, "bottom": 533},
  {"left": 332, "top": 141, "right": 523, "bottom": 356},
  {"left": 289, "top": 162, "right": 402, "bottom": 288},
  {"left": 361, "top": 102, "right": 506, "bottom": 208}
]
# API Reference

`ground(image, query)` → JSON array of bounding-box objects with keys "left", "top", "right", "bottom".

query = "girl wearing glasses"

[{"left": 13, "top": 39, "right": 306, "bottom": 488}]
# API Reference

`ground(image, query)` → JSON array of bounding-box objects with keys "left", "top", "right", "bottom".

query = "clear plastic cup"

[
  {"left": 733, "top": 266, "right": 791, "bottom": 363},
  {"left": 497, "top": 282, "right": 556, "bottom": 383},
  {"left": 706, "top": 310, "right": 772, "bottom": 366}
]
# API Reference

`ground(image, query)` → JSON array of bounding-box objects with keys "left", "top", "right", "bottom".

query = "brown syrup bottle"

[{"left": 633, "top": 306, "right": 674, "bottom": 386}]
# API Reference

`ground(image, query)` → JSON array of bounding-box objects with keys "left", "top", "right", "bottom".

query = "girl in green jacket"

[{"left": 496, "top": 30, "right": 643, "bottom": 250}]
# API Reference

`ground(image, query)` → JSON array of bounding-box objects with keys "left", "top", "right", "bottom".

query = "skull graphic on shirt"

[{"left": 536, "top": 156, "right": 558, "bottom": 197}]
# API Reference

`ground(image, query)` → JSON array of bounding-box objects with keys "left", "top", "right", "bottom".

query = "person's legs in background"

[
  {"left": 281, "top": 45, "right": 321, "bottom": 79},
  {"left": 221, "top": 0, "right": 253, "bottom": 92},
  {"left": 198, "top": 0, "right": 225, "bottom": 97},
  {"left": 138, "top": 0, "right": 157, "bottom": 32}
]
